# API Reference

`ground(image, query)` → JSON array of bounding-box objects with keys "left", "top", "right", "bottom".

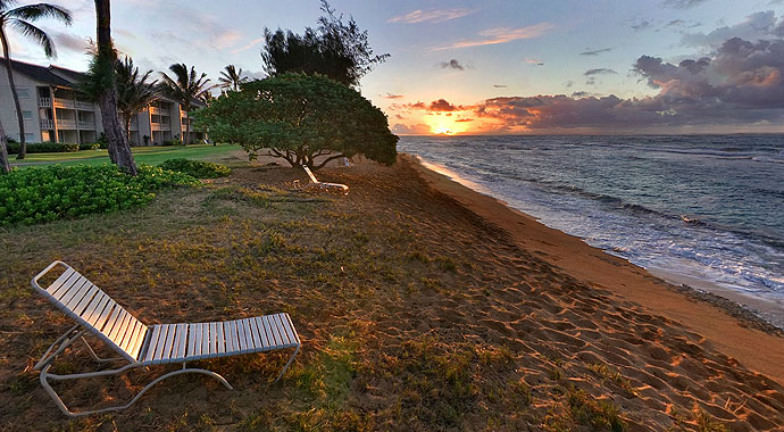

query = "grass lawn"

[{"left": 11, "top": 143, "right": 243, "bottom": 168}]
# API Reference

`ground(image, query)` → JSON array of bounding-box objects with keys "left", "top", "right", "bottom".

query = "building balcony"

[
  {"left": 53, "top": 98, "right": 75, "bottom": 109},
  {"left": 56, "top": 119, "right": 76, "bottom": 129},
  {"left": 151, "top": 124, "right": 171, "bottom": 131},
  {"left": 39, "top": 97, "right": 51, "bottom": 107},
  {"left": 40, "top": 119, "right": 54, "bottom": 129},
  {"left": 75, "top": 101, "right": 94, "bottom": 110},
  {"left": 78, "top": 120, "right": 95, "bottom": 129}
]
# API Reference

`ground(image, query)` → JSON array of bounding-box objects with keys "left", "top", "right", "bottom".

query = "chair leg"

[
  {"left": 40, "top": 363, "right": 233, "bottom": 417},
  {"left": 81, "top": 337, "right": 125, "bottom": 363},
  {"left": 273, "top": 345, "right": 300, "bottom": 383}
]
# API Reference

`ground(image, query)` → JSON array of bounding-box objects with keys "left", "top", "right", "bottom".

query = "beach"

[{"left": 2, "top": 154, "right": 784, "bottom": 430}]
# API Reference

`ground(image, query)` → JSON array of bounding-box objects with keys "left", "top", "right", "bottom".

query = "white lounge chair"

[
  {"left": 303, "top": 165, "right": 349, "bottom": 194},
  {"left": 31, "top": 261, "right": 301, "bottom": 417}
]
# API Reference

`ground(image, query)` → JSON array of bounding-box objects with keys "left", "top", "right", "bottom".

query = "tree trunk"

[
  {"left": 0, "top": 30, "right": 27, "bottom": 160},
  {"left": 0, "top": 118, "right": 11, "bottom": 174},
  {"left": 123, "top": 114, "right": 132, "bottom": 143},
  {"left": 183, "top": 110, "right": 190, "bottom": 145},
  {"left": 95, "top": 0, "right": 137, "bottom": 175}
]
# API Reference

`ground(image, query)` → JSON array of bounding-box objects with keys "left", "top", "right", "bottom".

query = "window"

[
  {"left": 22, "top": 110, "right": 32, "bottom": 119},
  {"left": 16, "top": 88, "right": 30, "bottom": 98},
  {"left": 24, "top": 133, "right": 34, "bottom": 141}
]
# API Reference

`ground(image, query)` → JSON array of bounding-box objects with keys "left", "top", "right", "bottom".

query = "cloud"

[
  {"left": 430, "top": 99, "right": 460, "bottom": 112},
  {"left": 455, "top": 118, "right": 473, "bottom": 122},
  {"left": 493, "top": 84, "right": 508, "bottom": 88},
  {"left": 51, "top": 32, "right": 89, "bottom": 54},
  {"left": 383, "top": 93, "right": 404, "bottom": 99},
  {"left": 388, "top": 8, "right": 475, "bottom": 24},
  {"left": 663, "top": 0, "right": 708, "bottom": 8},
  {"left": 434, "top": 22, "right": 554, "bottom": 50},
  {"left": 440, "top": 59, "right": 465, "bottom": 70},
  {"left": 392, "top": 123, "right": 431, "bottom": 134},
  {"left": 231, "top": 37, "right": 265, "bottom": 54},
  {"left": 468, "top": 36, "right": 784, "bottom": 132},
  {"left": 524, "top": 58, "right": 544, "bottom": 66},
  {"left": 580, "top": 48, "right": 612, "bottom": 56},
  {"left": 584, "top": 68, "right": 618, "bottom": 76},
  {"left": 631, "top": 20, "right": 652, "bottom": 31},
  {"left": 682, "top": 11, "right": 783, "bottom": 48}
]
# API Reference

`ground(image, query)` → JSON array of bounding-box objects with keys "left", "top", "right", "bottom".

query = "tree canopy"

[
  {"left": 261, "top": 0, "right": 389, "bottom": 88},
  {"left": 193, "top": 73, "right": 398, "bottom": 169}
]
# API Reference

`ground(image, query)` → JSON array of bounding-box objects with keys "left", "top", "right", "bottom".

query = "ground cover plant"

[
  {"left": 0, "top": 164, "right": 197, "bottom": 226},
  {"left": 160, "top": 158, "right": 231, "bottom": 179}
]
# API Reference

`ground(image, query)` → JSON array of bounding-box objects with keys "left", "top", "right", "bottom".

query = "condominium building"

[{"left": 0, "top": 59, "right": 205, "bottom": 146}]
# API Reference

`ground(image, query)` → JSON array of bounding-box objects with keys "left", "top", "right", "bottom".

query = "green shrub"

[
  {"left": 7, "top": 141, "right": 81, "bottom": 154},
  {"left": 0, "top": 164, "right": 198, "bottom": 226},
  {"left": 162, "top": 138, "right": 182, "bottom": 146},
  {"left": 159, "top": 158, "right": 231, "bottom": 179},
  {"left": 79, "top": 142, "right": 100, "bottom": 151}
]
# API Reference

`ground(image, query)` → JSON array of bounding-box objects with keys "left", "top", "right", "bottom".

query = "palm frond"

[
  {"left": 11, "top": 19, "right": 54, "bottom": 56},
  {"left": 7, "top": 3, "right": 71, "bottom": 25}
]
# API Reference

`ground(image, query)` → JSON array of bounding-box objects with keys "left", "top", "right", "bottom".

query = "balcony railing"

[
  {"left": 151, "top": 124, "right": 171, "bottom": 131},
  {"left": 53, "top": 98, "right": 74, "bottom": 109},
  {"left": 75, "top": 101, "right": 93, "bottom": 110},
  {"left": 56, "top": 119, "right": 76, "bottom": 129},
  {"left": 40, "top": 119, "right": 54, "bottom": 129},
  {"left": 78, "top": 120, "right": 95, "bottom": 129},
  {"left": 39, "top": 97, "right": 51, "bottom": 107}
]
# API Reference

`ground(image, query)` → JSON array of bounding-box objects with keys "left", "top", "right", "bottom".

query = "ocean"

[{"left": 399, "top": 135, "right": 784, "bottom": 328}]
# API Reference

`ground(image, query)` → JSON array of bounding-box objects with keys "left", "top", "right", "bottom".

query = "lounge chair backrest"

[
  {"left": 32, "top": 261, "right": 148, "bottom": 363},
  {"left": 302, "top": 165, "right": 320, "bottom": 184}
]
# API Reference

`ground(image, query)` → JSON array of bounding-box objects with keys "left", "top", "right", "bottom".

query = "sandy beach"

[{"left": 2, "top": 154, "right": 784, "bottom": 430}]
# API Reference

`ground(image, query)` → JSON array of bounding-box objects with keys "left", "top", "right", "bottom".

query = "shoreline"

[{"left": 404, "top": 153, "right": 784, "bottom": 385}]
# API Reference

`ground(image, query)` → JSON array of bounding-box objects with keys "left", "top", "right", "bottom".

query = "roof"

[
  {"left": 1, "top": 59, "right": 73, "bottom": 87},
  {"left": 49, "top": 65, "right": 88, "bottom": 84}
]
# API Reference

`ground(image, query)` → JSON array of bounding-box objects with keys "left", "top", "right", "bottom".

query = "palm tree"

[
  {"left": 92, "top": 0, "right": 136, "bottom": 174},
  {"left": 218, "top": 64, "right": 247, "bottom": 92},
  {"left": 0, "top": 1, "right": 71, "bottom": 160},
  {"left": 159, "top": 63, "right": 212, "bottom": 145},
  {"left": 115, "top": 56, "right": 157, "bottom": 143}
]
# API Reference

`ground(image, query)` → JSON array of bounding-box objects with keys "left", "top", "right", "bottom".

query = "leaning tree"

[{"left": 193, "top": 73, "right": 398, "bottom": 170}]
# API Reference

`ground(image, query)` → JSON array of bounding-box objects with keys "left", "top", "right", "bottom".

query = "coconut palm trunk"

[
  {"left": 0, "top": 118, "right": 10, "bottom": 173},
  {"left": 0, "top": 28, "right": 27, "bottom": 159},
  {"left": 94, "top": 0, "right": 136, "bottom": 174}
]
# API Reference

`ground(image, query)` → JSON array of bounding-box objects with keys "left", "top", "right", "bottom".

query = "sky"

[{"left": 6, "top": 0, "right": 784, "bottom": 134}]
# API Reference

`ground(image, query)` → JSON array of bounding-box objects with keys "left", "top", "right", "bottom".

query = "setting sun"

[{"left": 425, "top": 114, "right": 470, "bottom": 135}]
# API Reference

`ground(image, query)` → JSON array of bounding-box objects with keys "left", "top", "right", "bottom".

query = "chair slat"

[
  {"left": 93, "top": 299, "right": 117, "bottom": 331},
  {"left": 199, "top": 323, "right": 210, "bottom": 358},
  {"left": 153, "top": 325, "right": 170, "bottom": 361},
  {"left": 126, "top": 324, "right": 148, "bottom": 360},
  {"left": 254, "top": 317, "right": 270, "bottom": 348},
  {"left": 248, "top": 317, "right": 262, "bottom": 349},
  {"left": 100, "top": 305, "right": 124, "bottom": 336},
  {"left": 216, "top": 322, "right": 225, "bottom": 354},
  {"left": 119, "top": 320, "right": 141, "bottom": 353},
  {"left": 162, "top": 325, "right": 176, "bottom": 361},
  {"left": 45, "top": 268, "right": 75, "bottom": 296},
  {"left": 107, "top": 310, "right": 131, "bottom": 345},
  {"left": 72, "top": 284, "right": 100, "bottom": 316},
  {"left": 262, "top": 316, "right": 279, "bottom": 348},
  {"left": 237, "top": 319, "right": 248, "bottom": 352},
  {"left": 225, "top": 321, "right": 236, "bottom": 353},
  {"left": 187, "top": 323, "right": 199, "bottom": 358},
  {"left": 274, "top": 314, "right": 291, "bottom": 346},
  {"left": 49, "top": 271, "right": 81, "bottom": 299},
  {"left": 277, "top": 314, "right": 295, "bottom": 345},
  {"left": 59, "top": 278, "right": 90, "bottom": 308},
  {"left": 243, "top": 319, "right": 255, "bottom": 352},
  {"left": 209, "top": 322, "right": 218, "bottom": 356},
  {"left": 80, "top": 292, "right": 107, "bottom": 325},
  {"left": 283, "top": 314, "right": 300, "bottom": 344},
  {"left": 143, "top": 326, "right": 162, "bottom": 363},
  {"left": 174, "top": 323, "right": 187, "bottom": 358}
]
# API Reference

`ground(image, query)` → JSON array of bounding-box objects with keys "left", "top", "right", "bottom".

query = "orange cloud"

[{"left": 434, "top": 23, "right": 554, "bottom": 50}]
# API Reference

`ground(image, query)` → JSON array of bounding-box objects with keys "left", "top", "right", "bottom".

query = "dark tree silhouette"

[
  {"left": 261, "top": 0, "right": 389, "bottom": 88},
  {"left": 159, "top": 63, "right": 212, "bottom": 145}
]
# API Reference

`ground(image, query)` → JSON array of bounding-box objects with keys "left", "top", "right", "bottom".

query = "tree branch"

[{"left": 312, "top": 153, "right": 346, "bottom": 171}]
